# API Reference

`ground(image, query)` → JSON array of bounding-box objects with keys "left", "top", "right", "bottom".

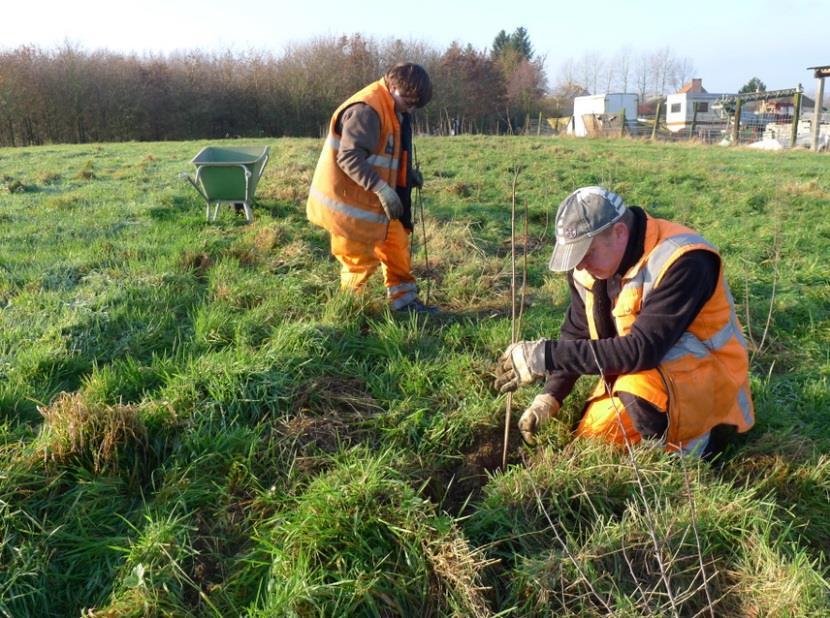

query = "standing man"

[
  {"left": 307, "top": 62, "right": 436, "bottom": 313},
  {"left": 495, "top": 186, "right": 754, "bottom": 457}
]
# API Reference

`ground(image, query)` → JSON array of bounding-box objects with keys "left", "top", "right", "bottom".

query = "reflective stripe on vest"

[
  {"left": 738, "top": 386, "right": 753, "bottom": 427},
  {"left": 621, "top": 232, "right": 717, "bottom": 299},
  {"left": 308, "top": 187, "right": 389, "bottom": 225},
  {"left": 663, "top": 312, "right": 744, "bottom": 363},
  {"left": 677, "top": 431, "right": 710, "bottom": 456}
]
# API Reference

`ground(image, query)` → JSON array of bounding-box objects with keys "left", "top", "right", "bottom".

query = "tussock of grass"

[
  {"left": 469, "top": 440, "right": 828, "bottom": 615},
  {"left": 35, "top": 392, "right": 149, "bottom": 476},
  {"left": 247, "top": 450, "right": 493, "bottom": 616},
  {"left": 423, "top": 523, "right": 496, "bottom": 618},
  {"left": 87, "top": 511, "right": 198, "bottom": 616},
  {"left": 2, "top": 177, "right": 28, "bottom": 193},
  {"left": 75, "top": 159, "right": 96, "bottom": 180}
]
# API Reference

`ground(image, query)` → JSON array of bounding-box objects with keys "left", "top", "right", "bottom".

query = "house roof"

[{"left": 678, "top": 78, "right": 707, "bottom": 94}]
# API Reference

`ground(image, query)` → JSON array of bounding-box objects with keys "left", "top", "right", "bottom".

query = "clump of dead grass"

[
  {"left": 252, "top": 224, "right": 284, "bottom": 253},
  {"left": 179, "top": 250, "right": 213, "bottom": 279},
  {"left": 75, "top": 160, "right": 96, "bottom": 180},
  {"left": 36, "top": 391, "right": 148, "bottom": 475},
  {"left": 281, "top": 376, "right": 383, "bottom": 465},
  {"left": 425, "top": 524, "right": 497, "bottom": 617}
]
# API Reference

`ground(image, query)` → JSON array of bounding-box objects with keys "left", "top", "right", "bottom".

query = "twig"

[
  {"left": 516, "top": 169, "right": 529, "bottom": 338},
  {"left": 620, "top": 533, "right": 652, "bottom": 608},
  {"left": 538, "top": 206, "right": 550, "bottom": 245},
  {"left": 586, "top": 341, "right": 680, "bottom": 618},
  {"left": 743, "top": 277, "right": 754, "bottom": 347},
  {"left": 502, "top": 165, "right": 520, "bottom": 470},
  {"left": 413, "top": 144, "right": 431, "bottom": 304},
  {"left": 750, "top": 235, "right": 780, "bottom": 365},
  {"left": 522, "top": 452, "right": 616, "bottom": 614},
  {"left": 678, "top": 451, "right": 716, "bottom": 617}
]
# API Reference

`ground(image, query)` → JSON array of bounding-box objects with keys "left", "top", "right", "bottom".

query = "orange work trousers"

[
  {"left": 575, "top": 390, "right": 710, "bottom": 455},
  {"left": 330, "top": 220, "right": 418, "bottom": 309},
  {"left": 575, "top": 393, "right": 641, "bottom": 446}
]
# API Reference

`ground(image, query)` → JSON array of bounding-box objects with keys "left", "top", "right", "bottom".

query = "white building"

[
  {"left": 665, "top": 79, "right": 731, "bottom": 134},
  {"left": 569, "top": 93, "right": 639, "bottom": 136}
]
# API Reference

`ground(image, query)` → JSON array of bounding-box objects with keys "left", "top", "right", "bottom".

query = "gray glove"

[
  {"left": 374, "top": 181, "right": 403, "bottom": 220},
  {"left": 411, "top": 167, "right": 424, "bottom": 189},
  {"left": 519, "top": 393, "right": 560, "bottom": 445},
  {"left": 494, "top": 339, "right": 547, "bottom": 393}
]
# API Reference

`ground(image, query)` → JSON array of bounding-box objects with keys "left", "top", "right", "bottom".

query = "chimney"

[{"left": 692, "top": 78, "right": 702, "bottom": 92}]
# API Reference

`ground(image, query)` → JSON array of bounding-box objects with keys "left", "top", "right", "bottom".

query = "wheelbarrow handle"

[{"left": 179, "top": 172, "right": 208, "bottom": 202}]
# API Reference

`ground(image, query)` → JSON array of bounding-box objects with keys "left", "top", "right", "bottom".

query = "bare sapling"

[
  {"left": 413, "top": 144, "right": 432, "bottom": 304},
  {"left": 502, "top": 165, "right": 521, "bottom": 470}
]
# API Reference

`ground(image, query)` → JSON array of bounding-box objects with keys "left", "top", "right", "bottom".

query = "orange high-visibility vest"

[
  {"left": 572, "top": 215, "right": 755, "bottom": 450},
  {"left": 307, "top": 79, "right": 402, "bottom": 244}
]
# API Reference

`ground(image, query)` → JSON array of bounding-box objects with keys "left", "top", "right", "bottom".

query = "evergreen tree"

[
  {"left": 491, "top": 30, "right": 510, "bottom": 59},
  {"left": 739, "top": 76, "right": 766, "bottom": 94},
  {"left": 510, "top": 27, "right": 533, "bottom": 60},
  {"left": 491, "top": 27, "right": 533, "bottom": 61}
]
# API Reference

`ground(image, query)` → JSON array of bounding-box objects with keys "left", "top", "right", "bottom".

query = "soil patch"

[
  {"left": 426, "top": 423, "right": 524, "bottom": 516},
  {"left": 281, "top": 376, "right": 383, "bottom": 467}
]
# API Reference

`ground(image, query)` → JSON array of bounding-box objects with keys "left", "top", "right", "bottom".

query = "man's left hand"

[
  {"left": 411, "top": 167, "right": 424, "bottom": 189},
  {"left": 494, "top": 339, "right": 547, "bottom": 393}
]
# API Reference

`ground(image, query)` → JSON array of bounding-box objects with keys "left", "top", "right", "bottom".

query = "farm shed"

[
  {"left": 665, "top": 79, "right": 731, "bottom": 134},
  {"left": 569, "top": 93, "right": 639, "bottom": 136}
]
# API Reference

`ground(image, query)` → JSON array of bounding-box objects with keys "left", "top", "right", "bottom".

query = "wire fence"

[{"left": 521, "top": 109, "right": 830, "bottom": 151}]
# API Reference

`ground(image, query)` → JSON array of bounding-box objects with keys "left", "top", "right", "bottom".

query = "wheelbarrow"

[{"left": 180, "top": 145, "right": 270, "bottom": 223}]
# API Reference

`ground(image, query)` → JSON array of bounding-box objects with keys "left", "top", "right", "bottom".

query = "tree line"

[
  {"left": 0, "top": 30, "right": 547, "bottom": 147},
  {"left": 0, "top": 29, "right": 708, "bottom": 147},
  {"left": 555, "top": 46, "right": 697, "bottom": 104}
]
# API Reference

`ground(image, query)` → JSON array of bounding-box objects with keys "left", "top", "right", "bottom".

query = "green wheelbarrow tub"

[{"left": 182, "top": 145, "right": 270, "bottom": 222}]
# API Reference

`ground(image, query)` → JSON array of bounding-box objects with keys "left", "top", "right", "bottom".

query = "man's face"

[
  {"left": 390, "top": 89, "right": 418, "bottom": 114},
  {"left": 575, "top": 224, "right": 628, "bottom": 280}
]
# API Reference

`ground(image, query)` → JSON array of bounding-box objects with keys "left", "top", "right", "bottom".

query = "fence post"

[
  {"left": 537, "top": 111, "right": 543, "bottom": 136},
  {"left": 620, "top": 108, "right": 626, "bottom": 137},
  {"left": 791, "top": 91, "right": 802, "bottom": 148},
  {"left": 689, "top": 102, "right": 699, "bottom": 139},
  {"left": 812, "top": 76, "right": 825, "bottom": 151},
  {"left": 731, "top": 98, "right": 742, "bottom": 145},
  {"left": 652, "top": 101, "right": 662, "bottom": 140}
]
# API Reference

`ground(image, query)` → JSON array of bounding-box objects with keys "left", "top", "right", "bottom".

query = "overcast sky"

[{"left": 2, "top": 0, "right": 827, "bottom": 95}]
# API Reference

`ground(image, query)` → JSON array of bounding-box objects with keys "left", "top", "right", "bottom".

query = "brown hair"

[{"left": 384, "top": 63, "right": 432, "bottom": 108}]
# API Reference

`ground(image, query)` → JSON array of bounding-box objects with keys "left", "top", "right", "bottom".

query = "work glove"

[
  {"left": 493, "top": 339, "right": 547, "bottom": 393},
  {"left": 519, "top": 393, "right": 560, "bottom": 445},
  {"left": 374, "top": 181, "right": 404, "bottom": 220},
  {"left": 410, "top": 167, "right": 424, "bottom": 189}
]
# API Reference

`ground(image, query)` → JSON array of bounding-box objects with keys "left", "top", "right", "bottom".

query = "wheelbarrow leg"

[{"left": 243, "top": 202, "right": 253, "bottom": 223}]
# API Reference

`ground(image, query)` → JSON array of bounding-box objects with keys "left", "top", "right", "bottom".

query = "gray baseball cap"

[{"left": 548, "top": 186, "right": 627, "bottom": 272}]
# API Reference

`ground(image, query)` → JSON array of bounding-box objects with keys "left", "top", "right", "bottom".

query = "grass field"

[{"left": 1, "top": 135, "right": 829, "bottom": 616}]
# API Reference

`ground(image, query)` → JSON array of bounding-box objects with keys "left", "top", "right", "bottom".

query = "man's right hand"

[
  {"left": 374, "top": 182, "right": 403, "bottom": 220},
  {"left": 519, "top": 393, "right": 560, "bottom": 445}
]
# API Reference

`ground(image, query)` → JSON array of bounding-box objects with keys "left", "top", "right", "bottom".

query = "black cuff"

[{"left": 545, "top": 340, "right": 555, "bottom": 371}]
